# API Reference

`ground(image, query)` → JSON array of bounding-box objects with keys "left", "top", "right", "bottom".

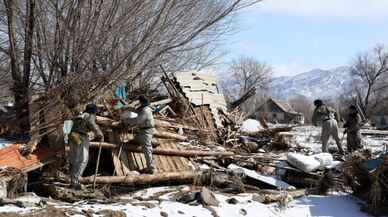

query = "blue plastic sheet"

[
  {"left": 363, "top": 153, "right": 387, "bottom": 172},
  {"left": 115, "top": 84, "right": 127, "bottom": 101}
]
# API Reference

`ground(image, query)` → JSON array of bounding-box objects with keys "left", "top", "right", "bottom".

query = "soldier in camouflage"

[
  {"left": 312, "top": 99, "right": 344, "bottom": 154},
  {"left": 343, "top": 105, "right": 363, "bottom": 153},
  {"left": 69, "top": 104, "right": 104, "bottom": 190},
  {"left": 121, "top": 96, "right": 155, "bottom": 174}
]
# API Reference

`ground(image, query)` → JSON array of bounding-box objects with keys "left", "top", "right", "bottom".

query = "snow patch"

[{"left": 240, "top": 119, "right": 263, "bottom": 132}]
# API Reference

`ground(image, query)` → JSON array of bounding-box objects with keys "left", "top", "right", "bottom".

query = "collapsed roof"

[{"left": 172, "top": 71, "right": 227, "bottom": 128}]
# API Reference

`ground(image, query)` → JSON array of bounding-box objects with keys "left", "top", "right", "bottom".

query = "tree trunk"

[
  {"left": 81, "top": 171, "right": 201, "bottom": 185},
  {"left": 4, "top": 0, "right": 35, "bottom": 132}
]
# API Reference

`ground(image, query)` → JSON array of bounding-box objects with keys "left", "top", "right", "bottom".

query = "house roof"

[
  {"left": 259, "top": 98, "right": 300, "bottom": 115},
  {"left": 173, "top": 71, "right": 227, "bottom": 128}
]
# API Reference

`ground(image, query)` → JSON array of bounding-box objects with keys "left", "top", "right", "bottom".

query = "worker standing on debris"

[
  {"left": 312, "top": 99, "right": 344, "bottom": 155},
  {"left": 121, "top": 96, "right": 155, "bottom": 174},
  {"left": 344, "top": 105, "right": 363, "bottom": 153},
  {"left": 69, "top": 104, "right": 104, "bottom": 190}
]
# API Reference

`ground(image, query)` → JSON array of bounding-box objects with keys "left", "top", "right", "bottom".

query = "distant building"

[
  {"left": 371, "top": 115, "right": 388, "bottom": 129},
  {"left": 253, "top": 98, "right": 304, "bottom": 125}
]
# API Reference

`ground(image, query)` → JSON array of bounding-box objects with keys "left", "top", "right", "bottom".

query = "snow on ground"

[
  {"left": 0, "top": 193, "right": 42, "bottom": 214},
  {"left": 1, "top": 126, "right": 387, "bottom": 217},
  {"left": 292, "top": 126, "right": 388, "bottom": 154},
  {"left": 240, "top": 119, "right": 263, "bottom": 132},
  {"left": 0, "top": 187, "right": 377, "bottom": 217},
  {"left": 273, "top": 195, "right": 373, "bottom": 217}
]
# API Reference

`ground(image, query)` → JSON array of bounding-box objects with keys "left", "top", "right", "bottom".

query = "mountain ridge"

[{"left": 269, "top": 66, "right": 352, "bottom": 100}]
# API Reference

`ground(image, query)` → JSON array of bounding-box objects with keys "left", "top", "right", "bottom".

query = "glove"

[
  {"left": 20, "top": 146, "right": 31, "bottom": 156},
  {"left": 19, "top": 144, "right": 35, "bottom": 156},
  {"left": 97, "top": 134, "right": 104, "bottom": 142}
]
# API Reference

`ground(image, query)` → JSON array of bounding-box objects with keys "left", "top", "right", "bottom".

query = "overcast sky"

[{"left": 222, "top": 0, "right": 388, "bottom": 77}]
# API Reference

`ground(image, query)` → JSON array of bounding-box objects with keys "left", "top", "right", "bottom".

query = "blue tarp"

[
  {"left": 115, "top": 85, "right": 127, "bottom": 101},
  {"left": 363, "top": 153, "right": 388, "bottom": 172}
]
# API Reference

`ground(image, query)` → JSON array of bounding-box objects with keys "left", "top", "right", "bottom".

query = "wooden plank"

[
  {"left": 173, "top": 143, "right": 189, "bottom": 171},
  {"left": 155, "top": 154, "right": 165, "bottom": 172},
  {"left": 168, "top": 143, "right": 182, "bottom": 171},
  {"left": 361, "top": 129, "right": 388, "bottom": 136},
  {"left": 133, "top": 152, "right": 145, "bottom": 171},
  {"left": 120, "top": 151, "right": 132, "bottom": 175},
  {"left": 112, "top": 149, "right": 124, "bottom": 176},
  {"left": 127, "top": 152, "right": 136, "bottom": 171}
]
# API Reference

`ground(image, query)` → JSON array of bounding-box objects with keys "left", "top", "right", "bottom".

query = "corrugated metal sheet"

[
  {"left": 0, "top": 144, "right": 62, "bottom": 172},
  {"left": 112, "top": 142, "right": 192, "bottom": 175}
]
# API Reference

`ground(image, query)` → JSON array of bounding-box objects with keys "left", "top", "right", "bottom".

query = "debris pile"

[
  {"left": 342, "top": 150, "right": 388, "bottom": 215},
  {"left": 0, "top": 70, "right": 387, "bottom": 215}
]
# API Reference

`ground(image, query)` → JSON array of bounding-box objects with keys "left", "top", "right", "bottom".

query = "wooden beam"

[
  {"left": 153, "top": 130, "right": 187, "bottom": 141},
  {"left": 360, "top": 129, "right": 388, "bottom": 136},
  {"left": 96, "top": 115, "right": 198, "bottom": 132},
  {"left": 150, "top": 98, "right": 172, "bottom": 106},
  {"left": 80, "top": 171, "right": 201, "bottom": 185},
  {"left": 90, "top": 142, "right": 234, "bottom": 157}
]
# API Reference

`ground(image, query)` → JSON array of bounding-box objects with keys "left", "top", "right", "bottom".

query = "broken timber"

[
  {"left": 96, "top": 115, "right": 199, "bottom": 132},
  {"left": 230, "top": 87, "right": 256, "bottom": 110},
  {"left": 90, "top": 142, "right": 234, "bottom": 157},
  {"left": 153, "top": 130, "right": 187, "bottom": 141},
  {"left": 81, "top": 171, "right": 201, "bottom": 185}
]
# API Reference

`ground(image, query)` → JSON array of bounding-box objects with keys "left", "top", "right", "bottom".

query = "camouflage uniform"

[
  {"left": 344, "top": 113, "right": 363, "bottom": 152},
  {"left": 69, "top": 112, "right": 103, "bottom": 186},
  {"left": 312, "top": 105, "right": 344, "bottom": 154},
  {"left": 122, "top": 105, "right": 155, "bottom": 172}
]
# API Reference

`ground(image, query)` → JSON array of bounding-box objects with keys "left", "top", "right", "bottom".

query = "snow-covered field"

[
  {"left": 292, "top": 126, "right": 388, "bottom": 154},
  {"left": 1, "top": 126, "right": 387, "bottom": 217},
  {"left": 0, "top": 187, "right": 376, "bottom": 217}
]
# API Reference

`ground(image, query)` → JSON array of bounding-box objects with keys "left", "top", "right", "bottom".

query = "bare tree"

[
  {"left": 3, "top": 0, "right": 35, "bottom": 130},
  {"left": 351, "top": 44, "right": 388, "bottom": 116},
  {"left": 288, "top": 95, "right": 313, "bottom": 124},
  {"left": 231, "top": 56, "right": 271, "bottom": 96},
  {"left": 221, "top": 56, "right": 272, "bottom": 113},
  {"left": 0, "top": 0, "right": 262, "bottom": 137}
]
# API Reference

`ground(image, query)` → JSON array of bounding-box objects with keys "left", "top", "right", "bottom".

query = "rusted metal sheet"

[{"left": 0, "top": 144, "right": 62, "bottom": 172}]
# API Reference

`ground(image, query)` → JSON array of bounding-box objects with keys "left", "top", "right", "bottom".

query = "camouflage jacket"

[
  {"left": 71, "top": 112, "right": 103, "bottom": 138},
  {"left": 122, "top": 106, "right": 155, "bottom": 129},
  {"left": 312, "top": 105, "right": 339, "bottom": 126},
  {"left": 344, "top": 113, "right": 361, "bottom": 132}
]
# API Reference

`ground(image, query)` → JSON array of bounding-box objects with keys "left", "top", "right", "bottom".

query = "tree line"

[{"left": 0, "top": 0, "right": 261, "bottom": 131}]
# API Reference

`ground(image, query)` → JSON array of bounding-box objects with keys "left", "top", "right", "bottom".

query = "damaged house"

[{"left": 253, "top": 98, "right": 304, "bottom": 125}]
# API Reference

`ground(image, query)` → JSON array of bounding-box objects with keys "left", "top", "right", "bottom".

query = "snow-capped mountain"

[{"left": 269, "top": 66, "right": 352, "bottom": 100}]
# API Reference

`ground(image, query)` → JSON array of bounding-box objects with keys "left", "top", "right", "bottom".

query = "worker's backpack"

[{"left": 71, "top": 113, "right": 92, "bottom": 135}]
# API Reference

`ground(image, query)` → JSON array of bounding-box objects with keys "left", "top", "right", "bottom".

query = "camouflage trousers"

[
  {"left": 69, "top": 134, "right": 90, "bottom": 185},
  {"left": 134, "top": 129, "right": 155, "bottom": 170},
  {"left": 347, "top": 130, "right": 363, "bottom": 153},
  {"left": 321, "top": 119, "right": 344, "bottom": 154}
]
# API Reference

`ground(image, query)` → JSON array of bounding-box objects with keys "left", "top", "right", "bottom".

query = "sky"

[{"left": 221, "top": 0, "right": 388, "bottom": 77}]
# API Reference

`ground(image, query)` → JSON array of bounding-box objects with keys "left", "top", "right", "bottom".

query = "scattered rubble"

[{"left": 0, "top": 71, "right": 388, "bottom": 216}]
